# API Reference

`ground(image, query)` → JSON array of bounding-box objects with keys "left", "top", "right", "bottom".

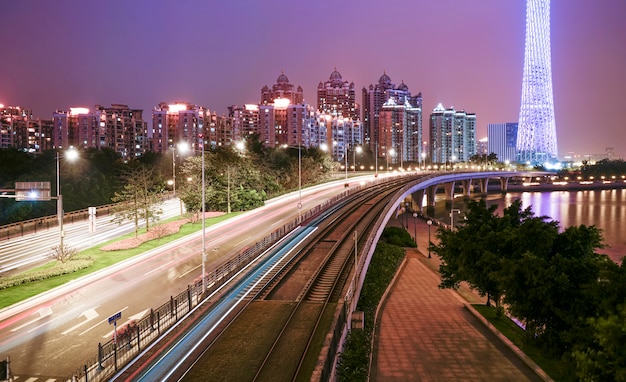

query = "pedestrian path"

[{"left": 370, "top": 217, "right": 546, "bottom": 381}]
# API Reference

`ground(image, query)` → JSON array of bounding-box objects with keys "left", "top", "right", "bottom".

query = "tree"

[
  {"left": 111, "top": 164, "right": 163, "bottom": 238},
  {"left": 434, "top": 199, "right": 514, "bottom": 309},
  {"left": 433, "top": 196, "right": 625, "bottom": 365},
  {"left": 48, "top": 244, "right": 78, "bottom": 263},
  {"left": 574, "top": 304, "right": 626, "bottom": 381}
]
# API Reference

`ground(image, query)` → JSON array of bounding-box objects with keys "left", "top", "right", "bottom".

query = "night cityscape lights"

[{"left": 517, "top": 0, "right": 558, "bottom": 164}]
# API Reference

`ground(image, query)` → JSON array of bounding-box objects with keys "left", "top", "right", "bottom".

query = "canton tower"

[{"left": 517, "top": 0, "right": 558, "bottom": 164}]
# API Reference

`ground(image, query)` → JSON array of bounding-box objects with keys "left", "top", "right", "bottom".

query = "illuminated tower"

[{"left": 517, "top": 0, "right": 558, "bottom": 164}]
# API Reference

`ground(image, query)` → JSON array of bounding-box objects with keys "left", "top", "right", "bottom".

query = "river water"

[{"left": 433, "top": 188, "right": 626, "bottom": 264}]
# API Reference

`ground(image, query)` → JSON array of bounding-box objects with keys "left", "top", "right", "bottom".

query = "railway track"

[{"left": 179, "top": 176, "right": 414, "bottom": 381}]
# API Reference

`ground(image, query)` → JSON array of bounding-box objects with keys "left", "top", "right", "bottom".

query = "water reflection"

[{"left": 432, "top": 189, "right": 625, "bottom": 263}]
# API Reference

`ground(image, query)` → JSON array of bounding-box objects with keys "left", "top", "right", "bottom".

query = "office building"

[{"left": 488, "top": 122, "right": 518, "bottom": 163}]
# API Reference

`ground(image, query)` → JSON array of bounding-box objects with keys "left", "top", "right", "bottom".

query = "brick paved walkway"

[{"left": 370, "top": 217, "right": 545, "bottom": 381}]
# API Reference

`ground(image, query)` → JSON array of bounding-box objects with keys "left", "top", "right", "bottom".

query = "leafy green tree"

[
  {"left": 574, "top": 304, "right": 626, "bottom": 382},
  {"left": 501, "top": 224, "right": 608, "bottom": 351},
  {"left": 434, "top": 199, "right": 515, "bottom": 309},
  {"left": 433, "top": 196, "right": 626, "bottom": 371},
  {"left": 111, "top": 164, "right": 163, "bottom": 237}
]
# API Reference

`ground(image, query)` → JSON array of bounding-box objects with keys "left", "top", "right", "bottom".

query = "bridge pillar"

[
  {"left": 443, "top": 182, "right": 456, "bottom": 208},
  {"left": 461, "top": 179, "right": 473, "bottom": 199},
  {"left": 499, "top": 177, "right": 509, "bottom": 193},
  {"left": 425, "top": 185, "right": 437, "bottom": 216},
  {"left": 478, "top": 177, "right": 489, "bottom": 195},
  {"left": 412, "top": 189, "right": 425, "bottom": 213}
]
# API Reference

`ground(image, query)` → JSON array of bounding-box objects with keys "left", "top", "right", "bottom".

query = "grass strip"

[
  {"left": 0, "top": 213, "right": 238, "bottom": 309},
  {"left": 472, "top": 304, "right": 569, "bottom": 380}
]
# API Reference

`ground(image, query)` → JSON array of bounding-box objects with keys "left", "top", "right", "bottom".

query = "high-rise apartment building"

[
  {"left": 476, "top": 137, "right": 489, "bottom": 156},
  {"left": 316, "top": 113, "right": 362, "bottom": 163},
  {"left": 379, "top": 97, "right": 422, "bottom": 165},
  {"left": 228, "top": 104, "right": 260, "bottom": 141},
  {"left": 53, "top": 108, "right": 98, "bottom": 150},
  {"left": 54, "top": 105, "right": 147, "bottom": 159},
  {"left": 0, "top": 105, "right": 53, "bottom": 153},
  {"left": 151, "top": 102, "right": 209, "bottom": 153},
  {"left": 362, "top": 73, "right": 422, "bottom": 154},
  {"left": 261, "top": 72, "right": 304, "bottom": 106},
  {"left": 94, "top": 104, "right": 147, "bottom": 159},
  {"left": 488, "top": 122, "right": 518, "bottom": 163},
  {"left": 258, "top": 73, "right": 308, "bottom": 148},
  {"left": 429, "top": 103, "right": 476, "bottom": 164},
  {"left": 517, "top": 0, "right": 558, "bottom": 163},
  {"left": 317, "top": 69, "right": 358, "bottom": 120}
]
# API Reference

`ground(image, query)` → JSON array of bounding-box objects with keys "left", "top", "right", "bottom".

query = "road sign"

[
  {"left": 108, "top": 311, "right": 122, "bottom": 325},
  {"left": 15, "top": 181, "right": 51, "bottom": 201},
  {"left": 88, "top": 206, "right": 97, "bottom": 233}
]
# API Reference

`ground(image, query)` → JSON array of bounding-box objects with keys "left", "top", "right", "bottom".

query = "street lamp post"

[
  {"left": 298, "top": 143, "right": 302, "bottom": 222},
  {"left": 427, "top": 219, "right": 433, "bottom": 258},
  {"left": 172, "top": 148, "right": 176, "bottom": 197},
  {"left": 201, "top": 137, "right": 206, "bottom": 293},
  {"left": 56, "top": 152, "right": 63, "bottom": 250},
  {"left": 173, "top": 142, "right": 190, "bottom": 216},
  {"left": 450, "top": 208, "right": 461, "bottom": 229},
  {"left": 412, "top": 212, "right": 418, "bottom": 244},
  {"left": 375, "top": 143, "right": 379, "bottom": 176},
  {"left": 344, "top": 145, "right": 348, "bottom": 181},
  {"left": 57, "top": 148, "right": 78, "bottom": 251},
  {"left": 353, "top": 145, "right": 362, "bottom": 172}
]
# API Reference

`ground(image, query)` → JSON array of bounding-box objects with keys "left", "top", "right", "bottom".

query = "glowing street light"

[
  {"left": 173, "top": 142, "right": 190, "bottom": 216},
  {"left": 426, "top": 219, "right": 433, "bottom": 258},
  {"left": 387, "top": 148, "right": 396, "bottom": 172},
  {"left": 353, "top": 145, "right": 362, "bottom": 172},
  {"left": 57, "top": 147, "right": 79, "bottom": 251}
]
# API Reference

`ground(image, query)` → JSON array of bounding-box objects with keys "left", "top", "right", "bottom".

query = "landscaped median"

[{"left": 0, "top": 213, "right": 229, "bottom": 309}]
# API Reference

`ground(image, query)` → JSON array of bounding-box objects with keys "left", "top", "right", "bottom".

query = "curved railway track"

[{"left": 179, "top": 176, "right": 414, "bottom": 381}]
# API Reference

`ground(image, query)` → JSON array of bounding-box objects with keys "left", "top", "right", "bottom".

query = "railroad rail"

[{"left": 179, "top": 177, "right": 412, "bottom": 381}]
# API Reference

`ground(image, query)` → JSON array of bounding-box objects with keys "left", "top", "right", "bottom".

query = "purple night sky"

[{"left": 1, "top": 0, "right": 625, "bottom": 159}]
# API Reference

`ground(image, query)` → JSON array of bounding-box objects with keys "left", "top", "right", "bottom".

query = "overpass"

[{"left": 396, "top": 170, "right": 552, "bottom": 215}]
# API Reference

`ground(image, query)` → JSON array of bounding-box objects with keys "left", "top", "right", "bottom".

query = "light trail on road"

[{"left": 0, "top": 198, "right": 182, "bottom": 273}]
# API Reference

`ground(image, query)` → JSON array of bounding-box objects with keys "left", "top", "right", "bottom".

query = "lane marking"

[
  {"left": 144, "top": 260, "right": 174, "bottom": 276},
  {"left": 179, "top": 264, "right": 200, "bottom": 278},
  {"left": 102, "top": 309, "right": 149, "bottom": 338},
  {"left": 80, "top": 306, "right": 129, "bottom": 336},
  {"left": 62, "top": 308, "right": 99, "bottom": 335},
  {"left": 11, "top": 306, "right": 52, "bottom": 332}
]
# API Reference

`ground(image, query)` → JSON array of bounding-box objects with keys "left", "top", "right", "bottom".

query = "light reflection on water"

[{"left": 433, "top": 189, "right": 625, "bottom": 263}]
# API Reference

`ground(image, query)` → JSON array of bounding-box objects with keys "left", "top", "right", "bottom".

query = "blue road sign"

[{"left": 108, "top": 311, "right": 122, "bottom": 325}]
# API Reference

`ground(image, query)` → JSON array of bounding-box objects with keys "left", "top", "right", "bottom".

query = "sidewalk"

[{"left": 369, "top": 216, "right": 546, "bottom": 381}]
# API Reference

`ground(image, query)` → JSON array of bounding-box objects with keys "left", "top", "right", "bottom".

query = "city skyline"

[{"left": 1, "top": 0, "right": 625, "bottom": 159}]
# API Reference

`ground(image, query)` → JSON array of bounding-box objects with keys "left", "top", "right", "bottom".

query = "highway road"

[
  {"left": 0, "top": 174, "right": 381, "bottom": 380},
  {"left": 0, "top": 196, "right": 183, "bottom": 274}
]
